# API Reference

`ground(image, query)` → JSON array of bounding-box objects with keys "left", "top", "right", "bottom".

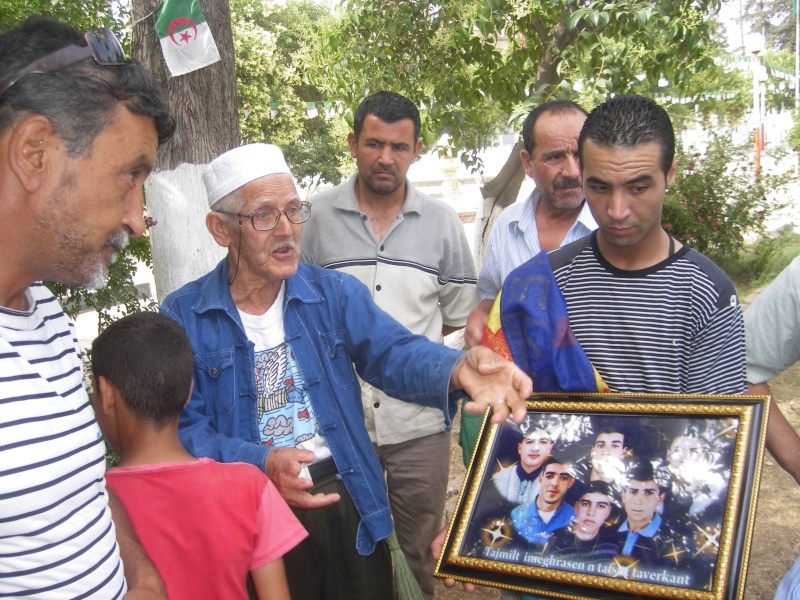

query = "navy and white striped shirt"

[
  {"left": 0, "top": 283, "right": 125, "bottom": 598},
  {"left": 549, "top": 233, "right": 746, "bottom": 395}
]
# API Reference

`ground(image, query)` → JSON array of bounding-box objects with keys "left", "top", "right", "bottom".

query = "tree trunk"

[
  {"left": 473, "top": 20, "right": 576, "bottom": 269},
  {"left": 473, "top": 141, "right": 525, "bottom": 271},
  {"left": 131, "top": 0, "right": 239, "bottom": 300}
]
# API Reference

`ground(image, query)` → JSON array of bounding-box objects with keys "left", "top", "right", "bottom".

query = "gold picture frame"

[{"left": 435, "top": 393, "right": 770, "bottom": 600}]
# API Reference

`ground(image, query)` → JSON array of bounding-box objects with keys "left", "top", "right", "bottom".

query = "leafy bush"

[
  {"left": 787, "top": 108, "right": 800, "bottom": 153},
  {"left": 662, "top": 129, "right": 793, "bottom": 281},
  {"left": 730, "top": 227, "right": 800, "bottom": 291},
  {"left": 716, "top": 231, "right": 784, "bottom": 288}
]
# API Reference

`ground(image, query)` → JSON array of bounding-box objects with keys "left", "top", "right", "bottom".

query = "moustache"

[
  {"left": 553, "top": 177, "right": 582, "bottom": 190},
  {"left": 104, "top": 231, "right": 129, "bottom": 260},
  {"left": 271, "top": 241, "right": 296, "bottom": 252}
]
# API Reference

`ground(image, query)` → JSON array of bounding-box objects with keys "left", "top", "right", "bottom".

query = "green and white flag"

[{"left": 155, "top": 0, "right": 220, "bottom": 77}]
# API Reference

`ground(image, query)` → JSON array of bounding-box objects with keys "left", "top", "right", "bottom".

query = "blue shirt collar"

[
  {"left": 619, "top": 512, "right": 662, "bottom": 538},
  {"left": 515, "top": 463, "right": 542, "bottom": 481}
]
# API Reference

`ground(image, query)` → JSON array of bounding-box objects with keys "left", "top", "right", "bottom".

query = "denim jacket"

[{"left": 160, "top": 259, "right": 463, "bottom": 555}]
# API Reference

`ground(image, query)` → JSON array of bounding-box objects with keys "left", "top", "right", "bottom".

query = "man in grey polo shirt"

[{"left": 301, "top": 90, "right": 478, "bottom": 598}]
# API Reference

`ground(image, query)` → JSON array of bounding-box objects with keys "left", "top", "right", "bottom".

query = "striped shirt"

[
  {"left": 0, "top": 284, "right": 125, "bottom": 599},
  {"left": 477, "top": 189, "right": 597, "bottom": 300},
  {"left": 302, "top": 175, "right": 478, "bottom": 444},
  {"left": 549, "top": 233, "right": 746, "bottom": 395}
]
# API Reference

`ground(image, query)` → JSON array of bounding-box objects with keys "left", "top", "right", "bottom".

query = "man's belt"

[{"left": 308, "top": 457, "right": 338, "bottom": 481}]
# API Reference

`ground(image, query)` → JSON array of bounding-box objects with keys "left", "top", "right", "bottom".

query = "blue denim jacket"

[{"left": 160, "top": 259, "right": 463, "bottom": 555}]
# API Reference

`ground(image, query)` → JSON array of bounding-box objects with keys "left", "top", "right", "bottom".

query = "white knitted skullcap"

[{"left": 204, "top": 143, "right": 292, "bottom": 207}]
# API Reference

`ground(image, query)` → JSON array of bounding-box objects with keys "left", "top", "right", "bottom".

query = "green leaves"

[
  {"left": 315, "top": 0, "right": 724, "bottom": 157},
  {"left": 635, "top": 7, "right": 652, "bottom": 27},
  {"left": 231, "top": 0, "right": 352, "bottom": 188},
  {"left": 663, "top": 130, "right": 793, "bottom": 274},
  {"left": 0, "top": 0, "right": 118, "bottom": 32}
]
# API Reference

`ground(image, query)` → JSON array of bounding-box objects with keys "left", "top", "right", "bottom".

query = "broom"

[{"left": 387, "top": 530, "right": 426, "bottom": 600}]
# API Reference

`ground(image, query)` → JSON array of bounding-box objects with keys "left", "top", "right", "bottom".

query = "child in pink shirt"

[{"left": 92, "top": 312, "right": 307, "bottom": 600}]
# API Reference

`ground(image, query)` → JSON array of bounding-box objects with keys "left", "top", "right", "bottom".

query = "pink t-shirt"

[{"left": 106, "top": 458, "right": 307, "bottom": 600}]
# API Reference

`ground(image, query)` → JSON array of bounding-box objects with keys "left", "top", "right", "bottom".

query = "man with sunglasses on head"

[
  {"left": 159, "top": 142, "right": 533, "bottom": 600},
  {"left": 0, "top": 15, "right": 174, "bottom": 598}
]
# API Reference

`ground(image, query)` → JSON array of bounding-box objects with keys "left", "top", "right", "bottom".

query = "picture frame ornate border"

[{"left": 435, "top": 393, "right": 770, "bottom": 600}]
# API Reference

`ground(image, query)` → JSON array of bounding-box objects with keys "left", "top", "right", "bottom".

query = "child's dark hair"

[{"left": 91, "top": 312, "right": 193, "bottom": 429}]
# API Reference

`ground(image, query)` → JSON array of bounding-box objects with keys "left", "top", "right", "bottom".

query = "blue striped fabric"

[
  {"left": 500, "top": 250, "right": 600, "bottom": 392},
  {"left": 0, "top": 284, "right": 125, "bottom": 598}
]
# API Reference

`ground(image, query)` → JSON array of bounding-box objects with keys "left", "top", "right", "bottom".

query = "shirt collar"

[
  {"left": 195, "top": 259, "right": 322, "bottom": 315},
  {"left": 515, "top": 463, "right": 542, "bottom": 481},
  {"left": 512, "top": 189, "right": 539, "bottom": 234},
  {"left": 513, "top": 188, "right": 597, "bottom": 234},
  {"left": 618, "top": 513, "right": 662, "bottom": 538},
  {"left": 575, "top": 197, "right": 598, "bottom": 230}
]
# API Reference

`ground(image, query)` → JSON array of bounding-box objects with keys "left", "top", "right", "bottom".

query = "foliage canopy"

[
  {"left": 5, "top": 0, "right": 799, "bottom": 318},
  {"left": 313, "top": 0, "right": 727, "bottom": 165},
  {"left": 739, "top": 0, "right": 795, "bottom": 52},
  {"left": 231, "top": 0, "right": 352, "bottom": 192}
]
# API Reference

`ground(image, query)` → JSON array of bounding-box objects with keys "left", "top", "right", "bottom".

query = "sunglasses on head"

[{"left": 0, "top": 27, "right": 126, "bottom": 98}]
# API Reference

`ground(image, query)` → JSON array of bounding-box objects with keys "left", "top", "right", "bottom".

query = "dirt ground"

[{"left": 433, "top": 362, "right": 800, "bottom": 599}]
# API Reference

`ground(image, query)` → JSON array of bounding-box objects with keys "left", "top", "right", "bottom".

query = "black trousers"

[{"left": 283, "top": 474, "right": 393, "bottom": 600}]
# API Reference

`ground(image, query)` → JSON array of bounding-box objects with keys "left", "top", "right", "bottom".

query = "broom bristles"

[{"left": 387, "top": 530, "right": 426, "bottom": 600}]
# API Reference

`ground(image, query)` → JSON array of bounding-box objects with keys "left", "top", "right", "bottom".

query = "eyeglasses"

[
  {"left": 0, "top": 28, "right": 126, "bottom": 98},
  {"left": 218, "top": 201, "right": 312, "bottom": 231}
]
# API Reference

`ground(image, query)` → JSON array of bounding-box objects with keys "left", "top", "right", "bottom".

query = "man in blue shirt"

[
  {"left": 160, "top": 142, "right": 532, "bottom": 600},
  {"left": 510, "top": 458, "right": 576, "bottom": 548},
  {"left": 612, "top": 462, "right": 673, "bottom": 567}
]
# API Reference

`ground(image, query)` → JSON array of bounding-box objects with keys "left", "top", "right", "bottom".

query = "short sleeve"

[
  {"left": 745, "top": 256, "right": 800, "bottom": 384},
  {"left": 250, "top": 479, "right": 308, "bottom": 570}
]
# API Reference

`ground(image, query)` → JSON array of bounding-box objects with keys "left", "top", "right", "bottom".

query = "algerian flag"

[{"left": 155, "top": 0, "right": 220, "bottom": 77}]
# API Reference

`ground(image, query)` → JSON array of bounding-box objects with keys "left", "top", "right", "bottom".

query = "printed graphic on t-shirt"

[{"left": 254, "top": 341, "right": 318, "bottom": 447}]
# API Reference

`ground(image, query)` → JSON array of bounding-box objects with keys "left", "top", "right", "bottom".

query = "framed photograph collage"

[{"left": 435, "top": 393, "right": 770, "bottom": 600}]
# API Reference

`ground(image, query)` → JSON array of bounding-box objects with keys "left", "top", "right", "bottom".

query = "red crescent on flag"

[{"left": 168, "top": 17, "right": 198, "bottom": 45}]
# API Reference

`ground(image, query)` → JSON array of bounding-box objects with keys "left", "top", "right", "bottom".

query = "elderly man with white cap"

[{"left": 160, "top": 143, "right": 533, "bottom": 600}]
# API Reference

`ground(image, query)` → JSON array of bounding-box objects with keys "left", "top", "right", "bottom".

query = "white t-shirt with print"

[{"left": 238, "top": 284, "right": 331, "bottom": 463}]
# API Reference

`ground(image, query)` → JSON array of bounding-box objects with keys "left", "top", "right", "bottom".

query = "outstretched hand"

[
  {"left": 450, "top": 346, "right": 532, "bottom": 425},
  {"left": 265, "top": 447, "right": 341, "bottom": 509}
]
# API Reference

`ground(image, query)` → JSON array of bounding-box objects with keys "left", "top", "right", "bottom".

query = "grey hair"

[
  {"left": 210, "top": 189, "right": 244, "bottom": 226},
  {"left": 0, "top": 16, "right": 174, "bottom": 157}
]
